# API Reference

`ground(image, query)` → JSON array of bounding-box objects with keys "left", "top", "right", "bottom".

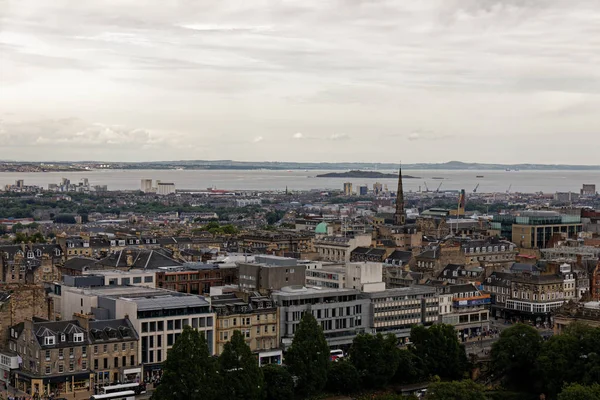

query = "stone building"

[
  {"left": 86, "top": 317, "right": 140, "bottom": 388},
  {"left": 212, "top": 293, "right": 279, "bottom": 360},
  {"left": 0, "top": 244, "right": 63, "bottom": 284},
  {"left": 0, "top": 285, "right": 52, "bottom": 345},
  {"left": 9, "top": 319, "right": 92, "bottom": 398}
]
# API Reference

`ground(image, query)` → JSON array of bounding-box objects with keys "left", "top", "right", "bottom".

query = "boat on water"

[
  {"left": 476, "top": 175, "right": 484, "bottom": 178},
  {"left": 432, "top": 177, "right": 444, "bottom": 180}
]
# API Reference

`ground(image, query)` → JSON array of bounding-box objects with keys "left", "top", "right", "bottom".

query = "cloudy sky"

[{"left": 1, "top": 0, "right": 599, "bottom": 164}]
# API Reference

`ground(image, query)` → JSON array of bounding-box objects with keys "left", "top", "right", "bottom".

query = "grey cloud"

[{"left": 1, "top": 0, "right": 600, "bottom": 163}]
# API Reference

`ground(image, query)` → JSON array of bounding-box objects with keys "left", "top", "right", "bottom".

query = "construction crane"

[
  {"left": 473, "top": 184, "right": 479, "bottom": 193},
  {"left": 506, "top": 184, "right": 512, "bottom": 194},
  {"left": 436, "top": 182, "right": 443, "bottom": 193},
  {"left": 423, "top": 181, "right": 429, "bottom": 192}
]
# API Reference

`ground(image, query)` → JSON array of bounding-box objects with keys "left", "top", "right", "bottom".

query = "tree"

[
  {"left": 410, "top": 324, "right": 468, "bottom": 380},
  {"left": 219, "top": 330, "right": 265, "bottom": 400},
  {"left": 53, "top": 214, "right": 77, "bottom": 224},
  {"left": 326, "top": 360, "right": 360, "bottom": 394},
  {"left": 262, "top": 365, "right": 294, "bottom": 400},
  {"left": 285, "top": 313, "right": 330, "bottom": 397},
  {"left": 350, "top": 333, "right": 400, "bottom": 388},
  {"left": 427, "top": 380, "right": 486, "bottom": 400},
  {"left": 491, "top": 323, "right": 542, "bottom": 390},
  {"left": 537, "top": 332, "right": 582, "bottom": 396},
  {"left": 152, "top": 326, "right": 222, "bottom": 400},
  {"left": 394, "top": 348, "right": 427, "bottom": 384},
  {"left": 558, "top": 383, "right": 600, "bottom": 400}
]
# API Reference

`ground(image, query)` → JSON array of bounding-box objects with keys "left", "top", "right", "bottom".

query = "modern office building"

[
  {"left": 60, "top": 286, "right": 215, "bottom": 380},
  {"left": 492, "top": 211, "right": 583, "bottom": 249},
  {"left": 271, "top": 286, "right": 370, "bottom": 350},
  {"left": 360, "top": 286, "right": 439, "bottom": 342}
]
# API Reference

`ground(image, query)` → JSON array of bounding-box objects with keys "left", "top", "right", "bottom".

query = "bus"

[
  {"left": 103, "top": 383, "right": 147, "bottom": 395},
  {"left": 330, "top": 349, "right": 344, "bottom": 361},
  {"left": 90, "top": 390, "right": 135, "bottom": 400}
]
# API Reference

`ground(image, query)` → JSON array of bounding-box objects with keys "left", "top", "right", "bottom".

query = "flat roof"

[
  {"left": 129, "top": 295, "right": 209, "bottom": 311},
  {"left": 272, "top": 286, "right": 359, "bottom": 297},
  {"left": 361, "top": 285, "right": 436, "bottom": 298}
]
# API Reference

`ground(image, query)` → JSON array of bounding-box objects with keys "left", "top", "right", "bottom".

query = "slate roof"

[
  {"left": 63, "top": 257, "right": 97, "bottom": 271},
  {"left": 88, "top": 318, "right": 138, "bottom": 343},
  {"left": 96, "top": 248, "right": 182, "bottom": 270}
]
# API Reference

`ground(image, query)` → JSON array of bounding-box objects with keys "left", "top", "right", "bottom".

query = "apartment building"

[
  {"left": 313, "top": 234, "right": 372, "bottom": 263},
  {"left": 212, "top": 293, "right": 280, "bottom": 363},
  {"left": 9, "top": 320, "right": 92, "bottom": 398},
  {"left": 86, "top": 317, "right": 140, "bottom": 387},
  {"left": 271, "top": 286, "right": 370, "bottom": 350}
]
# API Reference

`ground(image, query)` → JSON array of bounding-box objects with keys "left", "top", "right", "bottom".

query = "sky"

[{"left": 1, "top": 0, "right": 599, "bottom": 164}]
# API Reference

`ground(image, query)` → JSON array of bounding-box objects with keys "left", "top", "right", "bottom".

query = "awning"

[
  {"left": 43, "top": 372, "right": 91, "bottom": 384},
  {"left": 123, "top": 368, "right": 141, "bottom": 375}
]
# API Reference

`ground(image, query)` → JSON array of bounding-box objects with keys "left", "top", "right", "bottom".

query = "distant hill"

[{"left": 3, "top": 160, "right": 600, "bottom": 171}]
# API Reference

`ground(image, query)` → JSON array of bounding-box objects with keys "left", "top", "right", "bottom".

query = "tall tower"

[{"left": 394, "top": 165, "right": 406, "bottom": 226}]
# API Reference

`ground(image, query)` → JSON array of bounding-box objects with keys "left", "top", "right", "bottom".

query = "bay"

[{"left": 0, "top": 169, "right": 598, "bottom": 193}]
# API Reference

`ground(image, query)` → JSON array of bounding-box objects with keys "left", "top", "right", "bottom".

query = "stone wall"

[{"left": 0, "top": 284, "right": 51, "bottom": 348}]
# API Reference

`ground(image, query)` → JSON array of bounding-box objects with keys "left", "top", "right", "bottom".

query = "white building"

[
  {"left": 60, "top": 286, "right": 216, "bottom": 371},
  {"left": 313, "top": 234, "right": 372, "bottom": 263},
  {"left": 157, "top": 182, "right": 176, "bottom": 195},
  {"left": 141, "top": 179, "right": 153, "bottom": 193},
  {"left": 345, "top": 262, "right": 386, "bottom": 292}
]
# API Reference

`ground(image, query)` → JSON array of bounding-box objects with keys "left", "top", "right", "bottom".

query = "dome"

[{"left": 314, "top": 222, "right": 328, "bottom": 234}]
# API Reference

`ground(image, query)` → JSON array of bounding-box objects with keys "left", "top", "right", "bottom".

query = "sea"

[{"left": 0, "top": 169, "right": 598, "bottom": 193}]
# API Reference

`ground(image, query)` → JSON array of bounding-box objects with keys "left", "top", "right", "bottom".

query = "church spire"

[{"left": 394, "top": 163, "right": 406, "bottom": 226}]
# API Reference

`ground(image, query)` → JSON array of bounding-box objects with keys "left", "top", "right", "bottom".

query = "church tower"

[{"left": 394, "top": 165, "right": 406, "bottom": 226}]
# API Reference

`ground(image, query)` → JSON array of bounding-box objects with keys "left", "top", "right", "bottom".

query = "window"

[
  {"left": 74, "top": 333, "right": 84, "bottom": 343},
  {"left": 122, "top": 356, "right": 126, "bottom": 367},
  {"left": 130, "top": 342, "right": 134, "bottom": 350},
  {"left": 45, "top": 366, "right": 51, "bottom": 375},
  {"left": 167, "top": 334, "right": 174, "bottom": 346},
  {"left": 157, "top": 321, "right": 164, "bottom": 331},
  {"left": 122, "top": 343, "right": 126, "bottom": 351},
  {"left": 44, "top": 336, "right": 55, "bottom": 346},
  {"left": 45, "top": 350, "right": 51, "bottom": 360},
  {"left": 167, "top": 320, "right": 173, "bottom": 330},
  {"left": 103, "top": 345, "right": 107, "bottom": 353},
  {"left": 58, "top": 349, "right": 64, "bottom": 359},
  {"left": 70, "top": 348, "right": 74, "bottom": 358},
  {"left": 114, "top": 357, "right": 118, "bottom": 368},
  {"left": 174, "top": 320, "right": 182, "bottom": 330},
  {"left": 133, "top": 277, "right": 142, "bottom": 284},
  {"left": 144, "top": 276, "right": 153, "bottom": 283},
  {"left": 122, "top": 278, "right": 131, "bottom": 285},
  {"left": 69, "top": 360, "right": 74, "bottom": 371},
  {"left": 82, "top": 360, "right": 87, "bottom": 370},
  {"left": 94, "top": 345, "right": 98, "bottom": 354},
  {"left": 130, "top": 355, "right": 135, "bottom": 366},
  {"left": 94, "top": 359, "right": 98, "bottom": 370},
  {"left": 103, "top": 358, "right": 108, "bottom": 369},
  {"left": 113, "top": 344, "right": 118, "bottom": 352},
  {"left": 142, "top": 323, "right": 148, "bottom": 333},
  {"left": 58, "top": 364, "right": 64, "bottom": 373},
  {"left": 157, "top": 350, "right": 162, "bottom": 362},
  {"left": 149, "top": 322, "right": 156, "bottom": 332}
]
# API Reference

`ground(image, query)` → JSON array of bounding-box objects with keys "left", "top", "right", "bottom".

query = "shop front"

[
  {"left": 14, "top": 371, "right": 92, "bottom": 398},
  {"left": 123, "top": 367, "right": 142, "bottom": 383},
  {"left": 143, "top": 363, "right": 163, "bottom": 384}
]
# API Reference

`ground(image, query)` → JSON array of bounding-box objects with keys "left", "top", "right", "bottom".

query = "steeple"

[{"left": 394, "top": 164, "right": 406, "bottom": 226}]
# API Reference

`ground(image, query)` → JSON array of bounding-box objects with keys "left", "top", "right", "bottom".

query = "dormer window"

[
  {"left": 44, "top": 336, "right": 55, "bottom": 346},
  {"left": 61, "top": 334, "right": 66, "bottom": 342},
  {"left": 27, "top": 251, "right": 34, "bottom": 259},
  {"left": 74, "top": 333, "right": 84, "bottom": 343},
  {"left": 36, "top": 250, "right": 42, "bottom": 257},
  {"left": 54, "top": 249, "right": 61, "bottom": 256}
]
